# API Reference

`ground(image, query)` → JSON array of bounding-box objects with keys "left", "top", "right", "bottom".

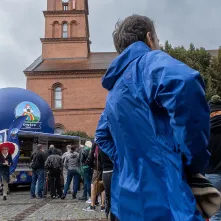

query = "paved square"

[{"left": 0, "top": 190, "right": 105, "bottom": 221}]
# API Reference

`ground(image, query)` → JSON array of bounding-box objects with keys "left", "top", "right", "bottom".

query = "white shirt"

[{"left": 2, "top": 153, "right": 8, "bottom": 159}]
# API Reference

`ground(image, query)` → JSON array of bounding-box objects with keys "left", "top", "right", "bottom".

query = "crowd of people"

[{"left": 29, "top": 141, "right": 117, "bottom": 220}]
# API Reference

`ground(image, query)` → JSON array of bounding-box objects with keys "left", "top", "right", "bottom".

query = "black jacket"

[
  {"left": 0, "top": 154, "right": 13, "bottom": 173},
  {"left": 100, "top": 149, "right": 113, "bottom": 172},
  {"left": 31, "top": 150, "right": 46, "bottom": 170},
  {"left": 80, "top": 146, "right": 90, "bottom": 168},
  {"left": 86, "top": 143, "right": 102, "bottom": 171},
  {"left": 206, "top": 102, "right": 221, "bottom": 174},
  {"left": 45, "top": 154, "right": 63, "bottom": 171}
]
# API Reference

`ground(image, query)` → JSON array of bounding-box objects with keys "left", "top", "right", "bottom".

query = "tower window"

[
  {"left": 52, "top": 21, "right": 60, "bottom": 38},
  {"left": 63, "top": 4, "right": 68, "bottom": 10},
  {"left": 62, "top": 23, "right": 68, "bottom": 38}
]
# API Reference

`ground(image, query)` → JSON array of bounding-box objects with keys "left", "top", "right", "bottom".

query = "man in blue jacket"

[{"left": 95, "top": 15, "right": 210, "bottom": 221}]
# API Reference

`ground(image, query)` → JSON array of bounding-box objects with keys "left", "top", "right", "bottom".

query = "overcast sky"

[{"left": 0, "top": 0, "right": 221, "bottom": 88}]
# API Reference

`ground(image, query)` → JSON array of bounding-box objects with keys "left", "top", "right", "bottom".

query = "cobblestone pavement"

[{"left": 0, "top": 189, "right": 105, "bottom": 221}]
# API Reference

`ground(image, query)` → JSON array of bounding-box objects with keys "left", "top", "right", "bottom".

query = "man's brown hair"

[{"left": 113, "top": 15, "right": 155, "bottom": 54}]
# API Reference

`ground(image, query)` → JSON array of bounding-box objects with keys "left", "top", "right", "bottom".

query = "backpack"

[{"left": 30, "top": 153, "right": 37, "bottom": 169}]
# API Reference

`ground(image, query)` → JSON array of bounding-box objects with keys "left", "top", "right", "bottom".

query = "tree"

[
  {"left": 162, "top": 41, "right": 219, "bottom": 100},
  {"left": 63, "top": 130, "right": 94, "bottom": 140},
  {"left": 209, "top": 47, "right": 221, "bottom": 95}
]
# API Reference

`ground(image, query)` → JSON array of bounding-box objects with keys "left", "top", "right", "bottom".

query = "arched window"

[
  {"left": 62, "top": 23, "right": 68, "bottom": 38},
  {"left": 53, "top": 85, "right": 63, "bottom": 109},
  {"left": 52, "top": 21, "right": 60, "bottom": 38},
  {"left": 54, "top": 124, "right": 65, "bottom": 135},
  {"left": 70, "top": 21, "right": 77, "bottom": 37}
]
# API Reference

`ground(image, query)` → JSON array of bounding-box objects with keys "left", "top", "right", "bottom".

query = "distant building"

[
  {"left": 24, "top": 0, "right": 218, "bottom": 136},
  {"left": 24, "top": 0, "right": 117, "bottom": 136},
  {"left": 207, "top": 50, "right": 219, "bottom": 57}
]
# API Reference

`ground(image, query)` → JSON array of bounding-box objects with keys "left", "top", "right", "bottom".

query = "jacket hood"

[{"left": 102, "top": 41, "right": 151, "bottom": 90}]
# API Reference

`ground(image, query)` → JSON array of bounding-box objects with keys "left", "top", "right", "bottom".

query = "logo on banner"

[
  {"left": 15, "top": 101, "right": 41, "bottom": 129},
  {"left": 10, "top": 128, "right": 19, "bottom": 139},
  {"left": 20, "top": 173, "right": 27, "bottom": 182}
]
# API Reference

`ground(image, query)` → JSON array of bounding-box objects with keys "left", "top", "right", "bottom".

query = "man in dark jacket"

[
  {"left": 83, "top": 143, "right": 105, "bottom": 212},
  {"left": 206, "top": 95, "right": 221, "bottom": 221},
  {"left": 78, "top": 141, "right": 92, "bottom": 201},
  {"left": 0, "top": 145, "right": 13, "bottom": 200},
  {"left": 45, "top": 148, "right": 63, "bottom": 198},
  {"left": 30, "top": 144, "right": 47, "bottom": 199},
  {"left": 100, "top": 149, "right": 117, "bottom": 221}
]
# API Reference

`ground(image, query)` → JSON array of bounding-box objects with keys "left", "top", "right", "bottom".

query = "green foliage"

[
  {"left": 162, "top": 41, "right": 221, "bottom": 100},
  {"left": 63, "top": 130, "right": 94, "bottom": 140}
]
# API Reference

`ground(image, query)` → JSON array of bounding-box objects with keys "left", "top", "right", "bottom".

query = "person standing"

[
  {"left": 78, "top": 141, "right": 92, "bottom": 202},
  {"left": 36, "top": 144, "right": 54, "bottom": 196},
  {"left": 100, "top": 149, "right": 117, "bottom": 221},
  {"left": 30, "top": 144, "right": 47, "bottom": 199},
  {"left": 61, "top": 145, "right": 80, "bottom": 199},
  {"left": 0, "top": 177, "right": 2, "bottom": 196},
  {"left": 206, "top": 95, "right": 221, "bottom": 221},
  {"left": 95, "top": 15, "right": 210, "bottom": 221},
  {"left": 83, "top": 143, "right": 105, "bottom": 212},
  {"left": 62, "top": 145, "right": 73, "bottom": 193},
  {"left": 0, "top": 144, "right": 13, "bottom": 200},
  {"left": 45, "top": 148, "right": 63, "bottom": 198}
]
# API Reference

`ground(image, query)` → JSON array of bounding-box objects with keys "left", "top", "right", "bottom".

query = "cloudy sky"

[{"left": 0, "top": 0, "right": 221, "bottom": 88}]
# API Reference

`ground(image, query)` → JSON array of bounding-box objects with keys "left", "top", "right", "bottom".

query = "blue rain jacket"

[{"left": 95, "top": 41, "right": 210, "bottom": 221}]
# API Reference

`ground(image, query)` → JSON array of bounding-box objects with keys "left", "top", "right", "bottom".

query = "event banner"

[{"left": 7, "top": 116, "right": 27, "bottom": 174}]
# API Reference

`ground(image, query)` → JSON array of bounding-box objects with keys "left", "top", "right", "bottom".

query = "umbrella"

[{"left": 0, "top": 142, "right": 16, "bottom": 155}]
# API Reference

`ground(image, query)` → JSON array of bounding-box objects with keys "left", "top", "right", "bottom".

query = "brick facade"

[
  {"left": 26, "top": 73, "right": 107, "bottom": 135},
  {"left": 25, "top": 0, "right": 116, "bottom": 136}
]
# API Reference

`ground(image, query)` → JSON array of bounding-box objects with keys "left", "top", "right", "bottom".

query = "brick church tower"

[
  {"left": 24, "top": 0, "right": 117, "bottom": 136},
  {"left": 42, "top": 0, "right": 90, "bottom": 59}
]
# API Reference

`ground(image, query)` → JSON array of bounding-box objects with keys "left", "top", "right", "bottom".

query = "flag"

[
  {"left": 8, "top": 115, "right": 27, "bottom": 141},
  {"left": 7, "top": 116, "right": 27, "bottom": 174}
]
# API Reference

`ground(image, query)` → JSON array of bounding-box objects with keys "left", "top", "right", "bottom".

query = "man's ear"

[{"left": 146, "top": 32, "right": 152, "bottom": 48}]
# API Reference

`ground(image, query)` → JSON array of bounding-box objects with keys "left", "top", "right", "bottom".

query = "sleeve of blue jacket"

[
  {"left": 146, "top": 59, "right": 210, "bottom": 174},
  {"left": 95, "top": 110, "right": 118, "bottom": 163}
]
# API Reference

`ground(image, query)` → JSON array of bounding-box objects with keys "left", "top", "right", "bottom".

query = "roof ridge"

[
  {"left": 24, "top": 56, "right": 43, "bottom": 72},
  {"left": 90, "top": 52, "right": 117, "bottom": 55},
  {"left": 24, "top": 52, "right": 118, "bottom": 73}
]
